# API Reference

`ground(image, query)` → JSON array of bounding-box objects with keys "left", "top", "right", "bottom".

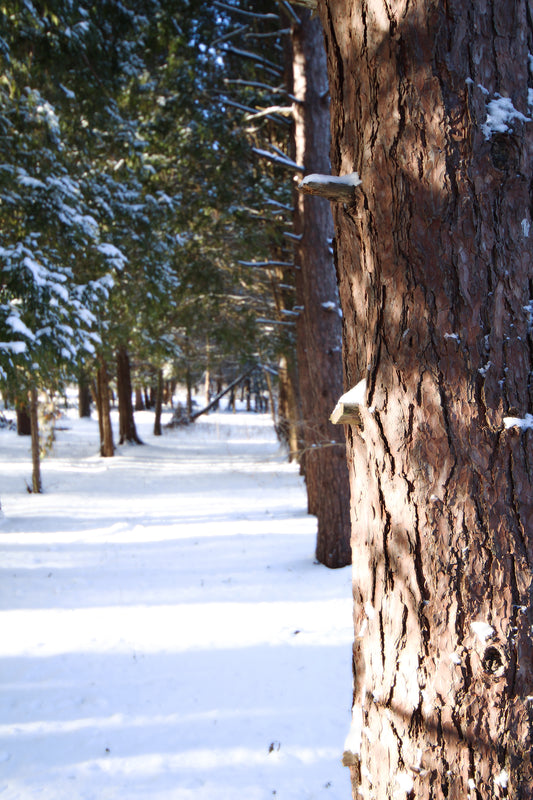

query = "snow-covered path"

[{"left": 0, "top": 410, "right": 353, "bottom": 800}]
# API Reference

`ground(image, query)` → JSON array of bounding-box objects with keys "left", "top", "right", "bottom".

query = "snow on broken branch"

[
  {"left": 330, "top": 379, "right": 366, "bottom": 426},
  {"left": 298, "top": 172, "right": 362, "bottom": 203}
]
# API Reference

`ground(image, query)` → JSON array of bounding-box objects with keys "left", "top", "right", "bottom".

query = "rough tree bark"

[
  {"left": 116, "top": 346, "right": 142, "bottom": 445},
  {"left": 316, "top": 0, "right": 533, "bottom": 796},
  {"left": 292, "top": 9, "right": 351, "bottom": 568}
]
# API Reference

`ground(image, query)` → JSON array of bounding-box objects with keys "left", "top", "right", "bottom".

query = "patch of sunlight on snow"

[
  {"left": 1, "top": 598, "right": 352, "bottom": 658},
  {"left": 0, "top": 709, "right": 244, "bottom": 738},
  {"left": 75, "top": 744, "right": 339, "bottom": 777}
]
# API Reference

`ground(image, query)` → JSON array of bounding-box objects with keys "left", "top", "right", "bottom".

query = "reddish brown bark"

[
  {"left": 292, "top": 10, "right": 351, "bottom": 568},
  {"left": 95, "top": 358, "right": 115, "bottom": 458},
  {"left": 29, "top": 386, "right": 42, "bottom": 493},
  {"left": 116, "top": 346, "right": 142, "bottom": 445},
  {"left": 318, "top": 0, "right": 533, "bottom": 795}
]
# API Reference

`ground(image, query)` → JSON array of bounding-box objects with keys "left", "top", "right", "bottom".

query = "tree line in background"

[{"left": 0, "top": 0, "right": 350, "bottom": 567}]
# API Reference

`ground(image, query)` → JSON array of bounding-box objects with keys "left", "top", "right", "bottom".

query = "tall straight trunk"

[
  {"left": 135, "top": 386, "right": 145, "bottom": 411},
  {"left": 78, "top": 371, "right": 92, "bottom": 418},
  {"left": 277, "top": 353, "right": 302, "bottom": 462},
  {"left": 116, "top": 346, "right": 142, "bottom": 445},
  {"left": 186, "top": 362, "right": 193, "bottom": 418},
  {"left": 318, "top": 0, "right": 533, "bottom": 795},
  {"left": 29, "top": 386, "right": 42, "bottom": 493},
  {"left": 205, "top": 336, "right": 211, "bottom": 407},
  {"left": 153, "top": 368, "right": 163, "bottom": 436},
  {"left": 291, "top": 10, "right": 351, "bottom": 568},
  {"left": 96, "top": 358, "right": 114, "bottom": 457}
]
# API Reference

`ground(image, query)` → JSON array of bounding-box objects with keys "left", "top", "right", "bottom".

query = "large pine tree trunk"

[
  {"left": 318, "top": 0, "right": 533, "bottom": 795},
  {"left": 292, "top": 10, "right": 351, "bottom": 568},
  {"left": 116, "top": 346, "right": 142, "bottom": 445}
]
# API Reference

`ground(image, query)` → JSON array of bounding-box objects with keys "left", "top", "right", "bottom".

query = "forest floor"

[{"left": 0, "top": 402, "right": 353, "bottom": 800}]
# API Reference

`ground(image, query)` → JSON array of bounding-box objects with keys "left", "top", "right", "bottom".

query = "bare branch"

[
  {"left": 224, "top": 78, "right": 286, "bottom": 93},
  {"left": 252, "top": 147, "right": 305, "bottom": 171},
  {"left": 213, "top": 1, "right": 280, "bottom": 20},
  {"left": 238, "top": 260, "right": 298, "bottom": 269},
  {"left": 245, "top": 104, "right": 294, "bottom": 121},
  {"left": 244, "top": 28, "right": 291, "bottom": 39},
  {"left": 211, "top": 24, "right": 249, "bottom": 46},
  {"left": 224, "top": 46, "right": 283, "bottom": 75},
  {"left": 265, "top": 199, "right": 294, "bottom": 212},
  {"left": 280, "top": 1, "right": 301, "bottom": 24},
  {"left": 256, "top": 318, "right": 296, "bottom": 326}
]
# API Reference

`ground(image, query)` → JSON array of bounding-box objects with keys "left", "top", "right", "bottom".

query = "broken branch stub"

[
  {"left": 330, "top": 379, "right": 366, "bottom": 427},
  {"left": 330, "top": 402, "right": 363, "bottom": 426},
  {"left": 298, "top": 172, "right": 362, "bottom": 203}
]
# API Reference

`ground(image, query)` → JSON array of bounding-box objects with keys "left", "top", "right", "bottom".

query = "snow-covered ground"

[{"left": 0, "top": 404, "right": 353, "bottom": 800}]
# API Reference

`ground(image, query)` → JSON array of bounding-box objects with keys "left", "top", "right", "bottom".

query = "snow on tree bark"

[
  {"left": 292, "top": 9, "right": 351, "bottom": 569},
  {"left": 317, "top": 0, "right": 533, "bottom": 795}
]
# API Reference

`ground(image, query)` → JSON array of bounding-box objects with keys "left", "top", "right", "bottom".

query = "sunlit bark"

[
  {"left": 116, "top": 346, "right": 142, "bottom": 445},
  {"left": 292, "top": 9, "right": 351, "bottom": 568},
  {"left": 318, "top": 0, "right": 533, "bottom": 795}
]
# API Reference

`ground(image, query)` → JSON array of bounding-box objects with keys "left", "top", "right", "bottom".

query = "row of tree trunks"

[
  {"left": 291, "top": 9, "right": 352, "bottom": 569},
  {"left": 318, "top": 0, "right": 533, "bottom": 796}
]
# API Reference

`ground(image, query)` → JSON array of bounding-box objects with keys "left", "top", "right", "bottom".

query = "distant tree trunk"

[
  {"left": 29, "top": 387, "right": 42, "bottom": 493},
  {"left": 291, "top": 9, "right": 351, "bottom": 568},
  {"left": 243, "top": 377, "right": 252, "bottom": 411},
  {"left": 211, "top": 377, "right": 223, "bottom": 411},
  {"left": 135, "top": 386, "right": 145, "bottom": 411},
  {"left": 318, "top": 0, "right": 533, "bottom": 795},
  {"left": 264, "top": 368, "right": 277, "bottom": 425},
  {"left": 277, "top": 353, "right": 301, "bottom": 462},
  {"left": 205, "top": 336, "right": 211, "bottom": 407},
  {"left": 78, "top": 372, "right": 92, "bottom": 418},
  {"left": 186, "top": 362, "right": 193, "bottom": 417},
  {"left": 96, "top": 358, "right": 114, "bottom": 457},
  {"left": 227, "top": 386, "right": 236, "bottom": 412},
  {"left": 154, "top": 368, "right": 163, "bottom": 436},
  {"left": 116, "top": 346, "right": 142, "bottom": 445},
  {"left": 16, "top": 402, "right": 31, "bottom": 436}
]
